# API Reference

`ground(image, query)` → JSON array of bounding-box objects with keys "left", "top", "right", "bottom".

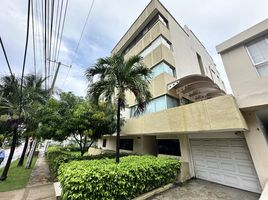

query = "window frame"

[
  {"left": 150, "top": 61, "right": 176, "bottom": 79},
  {"left": 246, "top": 36, "right": 268, "bottom": 77}
]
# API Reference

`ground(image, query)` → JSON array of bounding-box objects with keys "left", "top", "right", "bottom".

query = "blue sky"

[{"left": 1, "top": 0, "right": 268, "bottom": 96}]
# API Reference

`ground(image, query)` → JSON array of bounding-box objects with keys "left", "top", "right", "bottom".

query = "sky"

[{"left": 0, "top": 0, "right": 268, "bottom": 97}]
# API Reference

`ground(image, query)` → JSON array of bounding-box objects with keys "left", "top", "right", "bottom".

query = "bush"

[
  {"left": 58, "top": 156, "right": 180, "bottom": 200},
  {"left": 46, "top": 146, "right": 137, "bottom": 180}
]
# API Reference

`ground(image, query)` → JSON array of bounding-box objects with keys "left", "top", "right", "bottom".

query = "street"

[{"left": 0, "top": 144, "right": 24, "bottom": 169}]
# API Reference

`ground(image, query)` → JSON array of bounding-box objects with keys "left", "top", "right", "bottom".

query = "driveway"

[{"left": 149, "top": 179, "right": 260, "bottom": 200}]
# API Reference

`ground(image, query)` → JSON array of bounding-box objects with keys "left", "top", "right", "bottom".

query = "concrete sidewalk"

[{"left": 0, "top": 148, "right": 56, "bottom": 200}]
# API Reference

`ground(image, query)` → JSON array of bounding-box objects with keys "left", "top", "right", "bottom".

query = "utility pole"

[{"left": 47, "top": 59, "right": 71, "bottom": 95}]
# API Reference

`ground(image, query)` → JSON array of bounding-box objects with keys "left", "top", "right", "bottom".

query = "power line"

[
  {"left": 62, "top": 0, "right": 95, "bottom": 87},
  {"left": 55, "top": 0, "right": 69, "bottom": 61},
  {"left": 30, "top": 0, "right": 37, "bottom": 76},
  {"left": 44, "top": 0, "right": 47, "bottom": 89},
  {"left": 51, "top": 0, "right": 64, "bottom": 84},
  {"left": 0, "top": 36, "right": 13, "bottom": 76},
  {"left": 35, "top": 0, "right": 44, "bottom": 73},
  {"left": 19, "top": 0, "right": 31, "bottom": 119},
  {"left": 48, "top": 0, "right": 55, "bottom": 86}
]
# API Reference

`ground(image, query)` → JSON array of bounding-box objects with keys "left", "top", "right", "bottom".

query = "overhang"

[{"left": 167, "top": 74, "right": 225, "bottom": 102}]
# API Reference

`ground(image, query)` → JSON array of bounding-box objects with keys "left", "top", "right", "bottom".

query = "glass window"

[
  {"left": 158, "top": 15, "right": 168, "bottom": 27},
  {"left": 157, "top": 139, "right": 181, "bottom": 156},
  {"left": 256, "top": 63, "right": 268, "bottom": 77},
  {"left": 247, "top": 36, "right": 268, "bottom": 77},
  {"left": 120, "top": 139, "right": 133, "bottom": 151},
  {"left": 129, "top": 95, "right": 179, "bottom": 118},
  {"left": 154, "top": 96, "right": 166, "bottom": 112},
  {"left": 151, "top": 62, "right": 175, "bottom": 78},
  {"left": 167, "top": 96, "right": 179, "bottom": 108},
  {"left": 140, "top": 36, "right": 172, "bottom": 58},
  {"left": 247, "top": 38, "right": 268, "bottom": 64}
]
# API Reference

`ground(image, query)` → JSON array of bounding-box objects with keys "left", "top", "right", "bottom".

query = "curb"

[{"left": 133, "top": 182, "right": 178, "bottom": 200}]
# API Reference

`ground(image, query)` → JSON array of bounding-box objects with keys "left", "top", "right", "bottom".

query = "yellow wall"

[{"left": 122, "top": 95, "right": 248, "bottom": 135}]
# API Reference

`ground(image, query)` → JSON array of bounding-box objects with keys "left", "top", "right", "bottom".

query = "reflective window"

[
  {"left": 140, "top": 36, "right": 172, "bottom": 58},
  {"left": 122, "top": 13, "right": 168, "bottom": 55},
  {"left": 151, "top": 62, "right": 176, "bottom": 78},
  {"left": 120, "top": 139, "right": 133, "bottom": 151},
  {"left": 157, "top": 139, "right": 181, "bottom": 156},
  {"left": 130, "top": 95, "right": 179, "bottom": 117},
  {"left": 247, "top": 36, "right": 268, "bottom": 77}
]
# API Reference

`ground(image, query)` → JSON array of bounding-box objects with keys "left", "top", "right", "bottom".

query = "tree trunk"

[
  {"left": 17, "top": 136, "right": 29, "bottom": 166},
  {"left": 115, "top": 98, "right": 121, "bottom": 163},
  {"left": 0, "top": 126, "right": 18, "bottom": 181}
]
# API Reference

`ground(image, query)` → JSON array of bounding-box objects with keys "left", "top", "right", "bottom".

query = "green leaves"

[{"left": 58, "top": 155, "right": 180, "bottom": 200}]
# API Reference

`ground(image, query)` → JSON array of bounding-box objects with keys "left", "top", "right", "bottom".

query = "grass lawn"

[{"left": 0, "top": 156, "right": 37, "bottom": 192}]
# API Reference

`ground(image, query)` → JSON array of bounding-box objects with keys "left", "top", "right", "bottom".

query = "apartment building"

[
  {"left": 97, "top": 0, "right": 262, "bottom": 194},
  {"left": 217, "top": 19, "right": 268, "bottom": 196}
]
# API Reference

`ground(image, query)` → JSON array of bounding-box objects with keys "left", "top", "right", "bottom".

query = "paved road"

[{"left": 0, "top": 144, "right": 24, "bottom": 168}]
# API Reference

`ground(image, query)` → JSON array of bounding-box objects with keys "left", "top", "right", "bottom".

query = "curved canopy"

[{"left": 168, "top": 74, "right": 226, "bottom": 102}]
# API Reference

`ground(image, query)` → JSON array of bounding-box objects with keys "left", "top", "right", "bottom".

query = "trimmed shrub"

[
  {"left": 46, "top": 146, "right": 137, "bottom": 180},
  {"left": 58, "top": 156, "right": 180, "bottom": 200}
]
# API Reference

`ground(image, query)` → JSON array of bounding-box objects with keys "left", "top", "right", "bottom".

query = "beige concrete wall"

[
  {"left": 122, "top": 95, "right": 248, "bottom": 135},
  {"left": 124, "top": 21, "right": 171, "bottom": 59},
  {"left": 126, "top": 72, "right": 176, "bottom": 106},
  {"left": 243, "top": 111, "right": 268, "bottom": 188},
  {"left": 220, "top": 45, "right": 268, "bottom": 109},
  {"left": 99, "top": 135, "right": 157, "bottom": 155}
]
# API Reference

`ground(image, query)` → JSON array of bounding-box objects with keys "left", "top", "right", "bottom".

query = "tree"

[
  {"left": 37, "top": 92, "right": 117, "bottom": 156},
  {"left": 0, "top": 74, "right": 48, "bottom": 180},
  {"left": 17, "top": 75, "right": 48, "bottom": 166},
  {"left": 85, "top": 54, "right": 152, "bottom": 163},
  {"left": 0, "top": 75, "right": 20, "bottom": 180}
]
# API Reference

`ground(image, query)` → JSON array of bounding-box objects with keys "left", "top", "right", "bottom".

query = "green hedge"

[
  {"left": 46, "top": 146, "right": 136, "bottom": 180},
  {"left": 58, "top": 156, "right": 180, "bottom": 200}
]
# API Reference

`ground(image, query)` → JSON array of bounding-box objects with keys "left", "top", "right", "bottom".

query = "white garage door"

[{"left": 190, "top": 138, "right": 261, "bottom": 193}]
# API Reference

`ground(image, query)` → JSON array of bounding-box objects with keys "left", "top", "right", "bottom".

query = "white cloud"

[{"left": 1, "top": 0, "right": 268, "bottom": 96}]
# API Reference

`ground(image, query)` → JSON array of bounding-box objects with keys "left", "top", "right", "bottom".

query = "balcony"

[{"left": 121, "top": 95, "right": 248, "bottom": 135}]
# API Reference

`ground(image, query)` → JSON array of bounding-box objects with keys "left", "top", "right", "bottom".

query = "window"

[
  {"left": 180, "top": 97, "right": 192, "bottom": 105},
  {"left": 196, "top": 53, "right": 205, "bottom": 75},
  {"left": 129, "top": 95, "right": 179, "bottom": 117},
  {"left": 157, "top": 139, "right": 181, "bottom": 156},
  {"left": 102, "top": 139, "right": 107, "bottom": 147},
  {"left": 158, "top": 14, "right": 168, "bottom": 28},
  {"left": 120, "top": 139, "right": 133, "bottom": 151},
  {"left": 122, "top": 13, "right": 168, "bottom": 55},
  {"left": 247, "top": 36, "right": 268, "bottom": 77},
  {"left": 140, "top": 36, "right": 172, "bottom": 58},
  {"left": 151, "top": 62, "right": 176, "bottom": 78}
]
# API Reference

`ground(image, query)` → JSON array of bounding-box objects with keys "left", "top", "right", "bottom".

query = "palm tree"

[
  {"left": 17, "top": 75, "right": 48, "bottom": 166},
  {"left": 85, "top": 53, "right": 152, "bottom": 163},
  {"left": 0, "top": 75, "right": 20, "bottom": 180},
  {"left": 0, "top": 74, "right": 48, "bottom": 180}
]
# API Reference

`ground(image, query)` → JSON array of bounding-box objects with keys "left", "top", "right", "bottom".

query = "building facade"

[
  {"left": 217, "top": 18, "right": 268, "bottom": 196},
  {"left": 97, "top": 0, "right": 263, "bottom": 194}
]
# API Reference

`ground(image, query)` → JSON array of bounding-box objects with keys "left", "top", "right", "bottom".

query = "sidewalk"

[{"left": 0, "top": 148, "right": 56, "bottom": 200}]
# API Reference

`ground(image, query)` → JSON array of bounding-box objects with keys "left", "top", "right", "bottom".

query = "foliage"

[
  {"left": 58, "top": 155, "right": 180, "bottom": 200},
  {"left": 0, "top": 156, "right": 38, "bottom": 192},
  {"left": 46, "top": 146, "right": 136, "bottom": 180},
  {"left": 38, "top": 92, "right": 117, "bottom": 156},
  {"left": 85, "top": 53, "right": 152, "bottom": 162}
]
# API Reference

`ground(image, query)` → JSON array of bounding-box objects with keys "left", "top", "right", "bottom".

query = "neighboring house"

[
  {"left": 97, "top": 0, "right": 262, "bottom": 194},
  {"left": 217, "top": 19, "right": 268, "bottom": 195}
]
